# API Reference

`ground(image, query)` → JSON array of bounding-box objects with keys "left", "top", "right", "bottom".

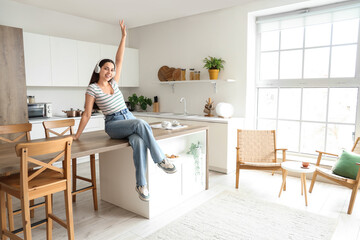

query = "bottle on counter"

[
  {"left": 27, "top": 96, "right": 35, "bottom": 104},
  {"left": 195, "top": 71, "right": 200, "bottom": 80},
  {"left": 181, "top": 69, "right": 186, "bottom": 81},
  {"left": 189, "top": 68, "right": 195, "bottom": 80}
]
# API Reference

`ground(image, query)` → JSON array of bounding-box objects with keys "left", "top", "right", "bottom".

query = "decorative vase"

[{"left": 208, "top": 69, "right": 219, "bottom": 80}]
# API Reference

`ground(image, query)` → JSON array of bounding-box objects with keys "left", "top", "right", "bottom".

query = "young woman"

[{"left": 73, "top": 20, "right": 176, "bottom": 202}]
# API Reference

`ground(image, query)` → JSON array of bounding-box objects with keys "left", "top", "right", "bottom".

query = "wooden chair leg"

[
  {"left": 279, "top": 169, "right": 288, "bottom": 198},
  {"left": 90, "top": 154, "right": 98, "bottom": 211},
  {"left": 309, "top": 171, "right": 318, "bottom": 193},
  {"left": 348, "top": 185, "right": 360, "bottom": 215},
  {"left": 0, "top": 191, "right": 8, "bottom": 240},
  {"left": 21, "top": 193, "right": 32, "bottom": 240},
  {"left": 30, "top": 200, "right": 35, "bottom": 218},
  {"left": 72, "top": 158, "right": 77, "bottom": 202},
  {"left": 235, "top": 167, "right": 240, "bottom": 189},
  {"left": 301, "top": 174, "right": 304, "bottom": 196},
  {"left": 45, "top": 195, "right": 53, "bottom": 240},
  {"left": 64, "top": 187, "right": 75, "bottom": 240},
  {"left": 5, "top": 194, "right": 14, "bottom": 232}
]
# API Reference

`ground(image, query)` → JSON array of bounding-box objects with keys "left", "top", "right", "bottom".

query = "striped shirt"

[{"left": 86, "top": 80, "right": 126, "bottom": 115}]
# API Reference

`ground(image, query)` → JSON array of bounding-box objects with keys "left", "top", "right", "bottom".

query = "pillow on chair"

[{"left": 332, "top": 150, "right": 360, "bottom": 180}]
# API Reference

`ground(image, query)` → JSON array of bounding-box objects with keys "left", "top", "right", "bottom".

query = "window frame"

[{"left": 255, "top": 6, "right": 360, "bottom": 159}]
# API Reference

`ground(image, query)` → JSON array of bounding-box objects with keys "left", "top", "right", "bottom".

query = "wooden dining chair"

[
  {"left": 42, "top": 119, "right": 98, "bottom": 210},
  {"left": 235, "top": 129, "right": 287, "bottom": 189},
  {"left": 0, "top": 123, "right": 39, "bottom": 232},
  {"left": 0, "top": 136, "right": 75, "bottom": 240},
  {"left": 309, "top": 137, "right": 360, "bottom": 214}
]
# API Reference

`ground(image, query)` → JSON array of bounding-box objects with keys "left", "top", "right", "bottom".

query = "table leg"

[
  {"left": 303, "top": 173, "right": 308, "bottom": 206},
  {"left": 278, "top": 169, "right": 288, "bottom": 198},
  {"left": 301, "top": 174, "right": 304, "bottom": 196}
]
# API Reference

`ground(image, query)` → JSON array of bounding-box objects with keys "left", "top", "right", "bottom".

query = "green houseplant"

[
  {"left": 203, "top": 56, "right": 225, "bottom": 80},
  {"left": 128, "top": 93, "right": 152, "bottom": 111}
]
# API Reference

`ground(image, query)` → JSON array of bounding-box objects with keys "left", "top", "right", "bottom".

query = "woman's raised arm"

[{"left": 113, "top": 19, "right": 127, "bottom": 83}]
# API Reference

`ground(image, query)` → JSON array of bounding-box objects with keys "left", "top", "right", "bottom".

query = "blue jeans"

[{"left": 104, "top": 109, "right": 165, "bottom": 186}]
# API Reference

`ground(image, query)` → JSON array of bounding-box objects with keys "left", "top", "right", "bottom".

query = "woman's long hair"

[{"left": 88, "top": 59, "right": 115, "bottom": 110}]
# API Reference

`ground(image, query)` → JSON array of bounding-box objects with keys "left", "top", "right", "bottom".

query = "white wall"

[
  {"left": 128, "top": 0, "right": 344, "bottom": 119},
  {"left": 0, "top": 0, "right": 133, "bottom": 116}
]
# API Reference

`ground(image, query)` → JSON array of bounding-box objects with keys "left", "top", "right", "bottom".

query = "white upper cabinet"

[
  {"left": 23, "top": 32, "right": 52, "bottom": 86},
  {"left": 77, "top": 41, "right": 100, "bottom": 87},
  {"left": 50, "top": 36, "right": 78, "bottom": 86},
  {"left": 100, "top": 44, "right": 118, "bottom": 62},
  {"left": 121, "top": 48, "right": 139, "bottom": 87},
  {"left": 100, "top": 44, "right": 139, "bottom": 87},
  {"left": 23, "top": 33, "right": 139, "bottom": 87}
]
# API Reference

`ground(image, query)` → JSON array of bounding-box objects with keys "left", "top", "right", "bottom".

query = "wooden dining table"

[{"left": 0, "top": 125, "right": 209, "bottom": 188}]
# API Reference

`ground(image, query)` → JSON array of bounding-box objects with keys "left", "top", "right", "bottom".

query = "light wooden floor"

[{"left": 7, "top": 161, "right": 360, "bottom": 240}]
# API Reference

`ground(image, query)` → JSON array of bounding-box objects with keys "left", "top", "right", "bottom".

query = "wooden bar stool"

[
  {"left": 0, "top": 137, "right": 75, "bottom": 240},
  {"left": 42, "top": 119, "right": 98, "bottom": 210},
  {"left": 0, "top": 123, "right": 39, "bottom": 232}
]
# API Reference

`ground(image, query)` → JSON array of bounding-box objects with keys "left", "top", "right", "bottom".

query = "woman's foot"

[
  {"left": 136, "top": 185, "right": 150, "bottom": 202},
  {"left": 157, "top": 159, "right": 177, "bottom": 174}
]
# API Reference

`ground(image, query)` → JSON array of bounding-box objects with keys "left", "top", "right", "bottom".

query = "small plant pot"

[{"left": 208, "top": 69, "right": 219, "bottom": 80}]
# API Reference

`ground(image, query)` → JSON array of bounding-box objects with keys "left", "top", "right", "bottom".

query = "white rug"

[{"left": 145, "top": 191, "right": 337, "bottom": 240}]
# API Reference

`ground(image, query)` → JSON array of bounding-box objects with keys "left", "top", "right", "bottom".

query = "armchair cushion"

[{"left": 332, "top": 150, "right": 360, "bottom": 180}]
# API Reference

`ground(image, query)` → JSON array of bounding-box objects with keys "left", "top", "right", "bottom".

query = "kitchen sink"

[{"left": 158, "top": 112, "right": 185, "bottom": 116}]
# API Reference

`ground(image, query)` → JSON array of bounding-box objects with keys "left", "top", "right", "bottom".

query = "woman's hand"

[
  {"left": 120, "top": 20, "right": 127, "bottom": 38},
  {"left": 72, "top": 135, "right": 78, "bottom": 141}
]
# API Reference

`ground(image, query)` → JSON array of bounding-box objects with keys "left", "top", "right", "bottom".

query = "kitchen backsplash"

[{"left": 26, "top": 87, "right": 133, "bottom": 116}]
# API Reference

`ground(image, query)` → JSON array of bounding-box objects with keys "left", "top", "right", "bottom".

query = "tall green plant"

[{"left": 203, "top": 56, "right": 225, "bottom": 71}]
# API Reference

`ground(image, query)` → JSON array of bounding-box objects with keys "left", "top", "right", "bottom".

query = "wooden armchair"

[
  {"left": 309, "top": 137, "right": 360, "bottom": 214},
  {"left": 43, "top": 119, "right": 98, "bottom": 210},
  {"left": 235, "top": 129, "right": 287, "bottom": 188}
]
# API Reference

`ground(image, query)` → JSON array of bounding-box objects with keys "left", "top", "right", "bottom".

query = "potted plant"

[
  {"left": 128, "top": 93, "right": 153, "bottom": 111},
  {"left": 203, "top": 56, "right": 225, "bottom": 80},
  {"left": 128, "top": 93, "right": 138, "bottom": 111}
]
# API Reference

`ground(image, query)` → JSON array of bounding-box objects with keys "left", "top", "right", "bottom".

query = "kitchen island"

[
  {"left": 0, "top": 124, "right": 209, "bottom": 219},
  {"left": 133, "top": 111, "right": 243, "bottom": 174}
]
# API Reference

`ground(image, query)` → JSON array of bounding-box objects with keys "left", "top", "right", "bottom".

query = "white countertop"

[
  {"left": 132, "top": 111, "right": 243, "bottom": 123},
  {"left": 29, "top": 111, "right": 243, "bottom": 124},
  {"left": 28, "top": 113, "right": 104, "bottom": 124}
]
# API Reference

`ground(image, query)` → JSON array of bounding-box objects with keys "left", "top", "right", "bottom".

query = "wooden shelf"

[{"left": 159, "top": 79, "right": 235, "bottom": 93}]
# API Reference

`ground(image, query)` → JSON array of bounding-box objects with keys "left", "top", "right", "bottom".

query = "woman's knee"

[{"left": 128, "top": 134, "right": 145, "bottom": 148}]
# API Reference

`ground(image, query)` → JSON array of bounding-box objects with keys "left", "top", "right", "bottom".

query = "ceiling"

[{"left": 12, "top": 0, "right": 254, "bottom": 28}]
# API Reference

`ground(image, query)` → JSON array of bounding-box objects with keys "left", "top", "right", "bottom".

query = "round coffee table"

[{"left": 278, "top": 161, "right": 316, "bottom": 206}]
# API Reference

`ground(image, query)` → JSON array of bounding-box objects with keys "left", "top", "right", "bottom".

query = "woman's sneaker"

[
  {"left": 135, "top": 185, "right": 150, "bottom": 202},
  {"left": 157, "top": 159, "right": 177, "bottom": 174}
]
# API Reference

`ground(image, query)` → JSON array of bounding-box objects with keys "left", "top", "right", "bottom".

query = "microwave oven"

[{"left": 28, "top": 103, "right": 52, "bottom": 118}]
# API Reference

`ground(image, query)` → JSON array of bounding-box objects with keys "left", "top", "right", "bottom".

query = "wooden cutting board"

[
  {"left": 172, "top": 68, "right": 181, "bottom": 81},
  {"left": 158, "top": 66, "right": 177, "bottom": 81}
]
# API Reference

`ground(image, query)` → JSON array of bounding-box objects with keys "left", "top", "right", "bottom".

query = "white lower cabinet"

[
  {"left": 136, "top": 115, "right": 242, "bottom": 174},
  {"left": 100, "top": 129, "right": 206, "bottom": 218}
]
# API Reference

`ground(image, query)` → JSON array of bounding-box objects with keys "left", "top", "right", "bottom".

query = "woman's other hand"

[
  {"left": 120, "top": 20, "right": 127, "bottom": 38},
  {"left": 72, "top": 135, "right": 78, "bottom": 141}
]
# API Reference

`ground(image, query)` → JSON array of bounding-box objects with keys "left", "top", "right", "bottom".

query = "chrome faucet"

[{"left": 180, "top": 97, "right": 187, "bottom": 115}]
